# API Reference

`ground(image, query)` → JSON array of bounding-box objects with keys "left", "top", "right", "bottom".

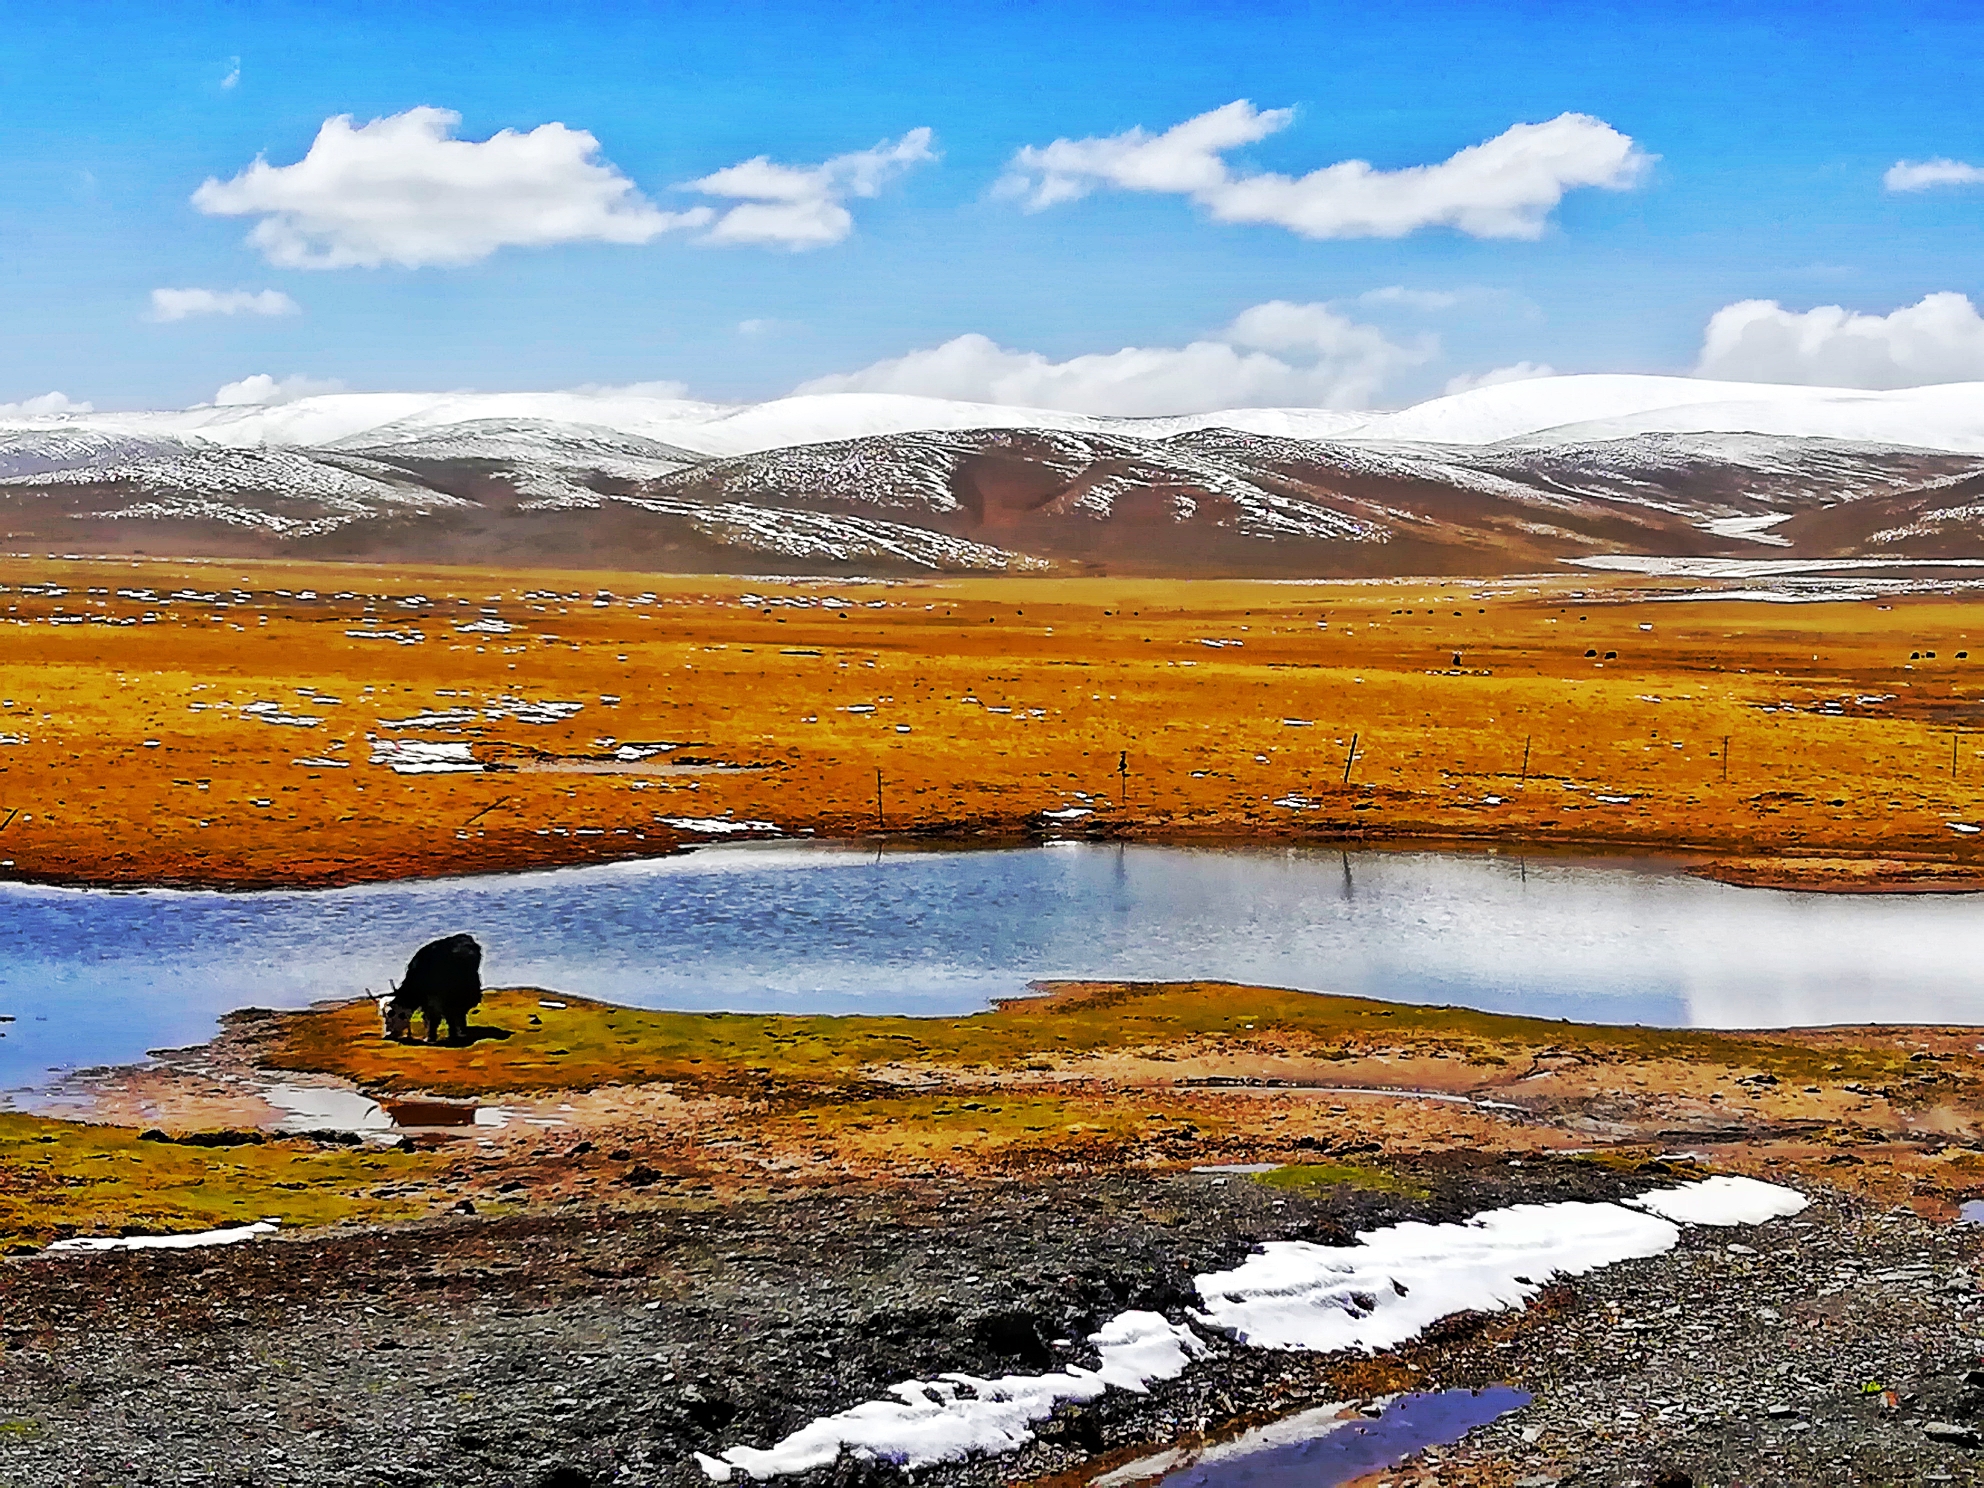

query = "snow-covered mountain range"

[{"left": 4, "top": 376, "right": 1983, "bottom": 575}]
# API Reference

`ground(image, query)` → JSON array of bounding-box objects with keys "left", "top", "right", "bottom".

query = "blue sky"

[{"left": 3, "top": 0, "right": 1982, "bottom": 413}]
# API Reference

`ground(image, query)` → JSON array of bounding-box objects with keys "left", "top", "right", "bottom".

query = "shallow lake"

[{"left": 5, "top": 841, "right": 1984, "bottom": 1099}]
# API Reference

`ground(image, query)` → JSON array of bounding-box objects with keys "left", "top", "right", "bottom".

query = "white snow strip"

[
  {"left": 1625, "top": 1175, "right": 1808, "bottom": 1226},
  {"left": 1041, "top": 807, "right": 1093, "bottom": 821},
  {"left": 1191, "top": 1199, "right": 1679, "bottom": 1354},
  {"left": 704, "top": 1313, "right": 1205, "bottom": 1481},
  {"left": 240, "top": 700, "right": 321, "bottom": 727},
  {"left": 659, "top": 816, "right": 779, "bottom": 834},
  {"left": 378, "top": 707, "right": 480, "bottom": 729},
  {"left": 344, "top": 628, "right": 425, "bottom": 644},
  {"left": 703, "top": 1179, "right": 1801, "bottom": 1479},
  {"left": 370, "top": 739, "right": 482, "bottom": 774},
  {"left": 46, "top": 1219, "right": 281, "bottom": 1253}
]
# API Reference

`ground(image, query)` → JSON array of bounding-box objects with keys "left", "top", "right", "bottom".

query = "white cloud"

[
  {"left": 213, "top": 373, "right": 346, "bottom": 406},
  {"left": 0, "top": 392, "right": 92, "bottom": 417},
  {"left": 147, "top": 287, "right": 299, "bottom": 322},
  {"left": 221, "top": 56, "right": 240, "bottom": 90},
  {"left": 193, "top": 108, "right": 933, "bottom": 266},
  {"left": 1001, "top": 103, "right": 1651, "bottom": 240},
  {"left": 688, "top": 129, "right": 936, "bottom": 249},
  {"left": 794, "top": 301, "right": 1431, "bottom": 416},
  {"left": 192, "top": 106, "right": 714, "bottom": 269},
  {"left": 1695, "top": 293, "right": 1984, "bottom": 389},
  {"left": 562, "top": 379, "right": 692, "bottom": 399},
  {"left": 1444, "top": 361, "right": 1556, "bottom": 395},
  {"left": 1884, "top": 158, "right": 1984, "bottom": 192}
]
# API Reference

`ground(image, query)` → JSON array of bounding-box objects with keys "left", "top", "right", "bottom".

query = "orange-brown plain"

[{"left": 3, "top": 553, "right": 1981, "bottom": 888}]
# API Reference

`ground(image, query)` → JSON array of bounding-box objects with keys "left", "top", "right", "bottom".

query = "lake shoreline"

[{"left": 4, "top": 821, "right": 1981, "bottom": 897}]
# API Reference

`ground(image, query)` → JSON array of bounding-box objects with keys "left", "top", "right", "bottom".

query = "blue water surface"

[{"left": 4, "top": 841, "right": 1983, "bottom": 1097}]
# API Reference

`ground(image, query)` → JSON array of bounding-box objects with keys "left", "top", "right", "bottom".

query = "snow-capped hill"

[
  {"left": 158, "top": 390, "right": 735, "bottom": 452},
  {"left": 0, "top": 426, "right": 198, "bottom": 481},
  {"left": 14, "top": 374, "right": 1984, "bottom": 460},
  {"left": 336, "top": 417, "right": 704, "bottom": 471},
  {"left": 1370, "top": 375, "right": 1984, "bottom": 451},
  {"left": 1500, "top": 383, "right": 1984, "bottom": 452},
  {"left": 7, "top": 374, "right": 1984, "bottom": 576}
]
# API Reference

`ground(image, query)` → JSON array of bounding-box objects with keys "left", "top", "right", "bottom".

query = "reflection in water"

[
  {"left": 1153, "top": 1388, "right": 1530, "bottom": 1488},
  {"left": 3, "top": 841, "right": 1983, "bottom": 1095}
]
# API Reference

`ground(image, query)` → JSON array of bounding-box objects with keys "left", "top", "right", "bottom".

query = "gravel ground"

[{"left": 1, "top": 1157, "right": 1980, "bottom": 1488}]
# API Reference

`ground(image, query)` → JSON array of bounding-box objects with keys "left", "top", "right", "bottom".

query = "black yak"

[{"left": 380, "top": 933, "right": 483, "bottom": 1045}]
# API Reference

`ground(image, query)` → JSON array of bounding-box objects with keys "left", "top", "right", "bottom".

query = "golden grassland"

[{"left": 3, "top": 554, "right": 1984, "bottom": 886}]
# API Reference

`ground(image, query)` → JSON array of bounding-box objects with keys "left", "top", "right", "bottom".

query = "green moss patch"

[
  {"left": 258, "top": 980, "right": 1933, "bottom": 1100},
  {"left": 0, "top": 1113, "right": 447, "bottom": 1251},
  {"left": 1253, "top": 1161, "right": 1429, "bottom": 1197}
]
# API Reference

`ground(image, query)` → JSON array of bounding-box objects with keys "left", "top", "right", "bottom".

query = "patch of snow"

[
  {"left": 377, "top": 707, "right": 479, "bottom": 730},
  {"left": 370, "top": 739, "right": 481, "bottom": 774},
  {"left": 701, "top": 1312, "right": 1206, "bottom": 1481},
  {"left": 240, "top": 700, "right": 321, "bottom": 727},
  {"left": 1192, "top": 1199, "right": 1679, "bottom": 1354},
  {"left": 1625, "top": 1175, "right": 1810, "bottom": 1226},
  {"left": 46, "top": 1219, "right": 281, "bottom": 1253},
  {"left": 1702, "top": 512, "right": 1795, "bottom": 546},
  {"left": 660, "top": 817, "right": 779, "bottom": 834}
]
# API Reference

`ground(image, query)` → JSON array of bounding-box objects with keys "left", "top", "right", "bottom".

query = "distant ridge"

[{"left": 4, "top": 376, "right": 1984, "bottom": 575}]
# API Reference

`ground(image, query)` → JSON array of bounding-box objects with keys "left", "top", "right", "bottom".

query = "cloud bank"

[
  {"left": 795, "top": 301, "right": 1431, "bottom": 415},
  {"left": 213, "top": 373, "right": 346, "bottom": 406},
  {"left": 0, "top": 392, "right": 91, "bottom": 417},
  {"left": 148, "top": 287, "right": 299, "bottom": 322},
  {"left": 1001, "top": 103, "right": 1650, "bottom": 239},
  {"left": 1884, "top": 159, "right": 1984, "bottom": 192},
  {"left": 1444, "top": 361, "right": 1556, "bottom": 395},
  {"left": 1695, "top": 293, "right": 1984, "bottom": 388},
  {"left": 192, "top": 107, "right": 712, "bottom": 268},
  {"left": 688, "top": 129, "right": 935, "bottom": 249},
  {"left": 193, "top": 108, "right": 933, "bottom": 267}
]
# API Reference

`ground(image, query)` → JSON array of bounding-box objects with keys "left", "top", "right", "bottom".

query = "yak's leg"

[{"left": 424, "top": 1006, "right": 441, "bottom": 1045}]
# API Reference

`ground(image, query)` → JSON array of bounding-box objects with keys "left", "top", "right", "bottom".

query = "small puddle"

[
  {"left": 1113, "top": 1387, "right": 1529, "bottom": 1488},
  {"left": 1959, "top": 1200, "right": 1984, "bottom": 1224},
  {"left": 262, "top": 1084, "right": 391, "bottom": 1133}
]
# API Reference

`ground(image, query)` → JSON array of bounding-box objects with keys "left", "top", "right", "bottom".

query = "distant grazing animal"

[{"left": 380, "top": 934, "right": 483, "bottom": 1045}]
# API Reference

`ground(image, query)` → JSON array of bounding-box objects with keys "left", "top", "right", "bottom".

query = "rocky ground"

[{"left": 4, "top": 1157, "right": 1984, "bottom": 1488}]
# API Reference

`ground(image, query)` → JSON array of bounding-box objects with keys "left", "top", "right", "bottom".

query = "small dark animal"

[{"left": 381, "top": 934, "right": 483, "bottom": 1044}]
